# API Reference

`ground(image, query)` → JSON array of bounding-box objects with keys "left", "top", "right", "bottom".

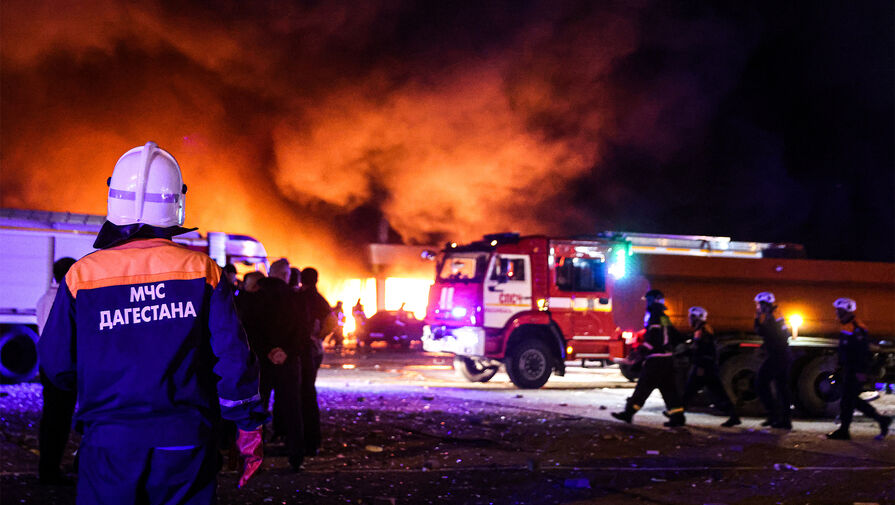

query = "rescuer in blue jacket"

[
  {"left": 753, "top": 292, "right": 793, "bottom": 430},
  {"left": 826, "top": 298, "right": 892, "bottom": 440},
  {"left": 39, "top": 142, "right": 267, "bottom": 504},
  {"left": 612, "top": 289, "right": 687, "bottom": 427}
]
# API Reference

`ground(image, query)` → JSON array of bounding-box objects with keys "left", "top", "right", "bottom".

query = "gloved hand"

[
  {"left": 236, "top": 428, "right": 263, "bottom": 488},
  {"left": 267, "top": 347, "right": 287, "bottom": 365}
]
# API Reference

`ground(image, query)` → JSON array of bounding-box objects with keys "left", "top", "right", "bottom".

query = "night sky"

[{"left": 1, "top": 0, "right": 892, "bottom": 273}]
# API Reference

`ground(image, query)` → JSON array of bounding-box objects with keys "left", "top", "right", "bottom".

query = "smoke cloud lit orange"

[
  {"left": 272, "top": 62, "right": 597, "bottom": 243},
  {"left": 2, "top": 0, "right": 770, "bottom": 287}
]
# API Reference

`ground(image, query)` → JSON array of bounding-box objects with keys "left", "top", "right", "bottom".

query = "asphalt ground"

[{"left": 2, "top": 347, "right": 893, "bottom": 505}]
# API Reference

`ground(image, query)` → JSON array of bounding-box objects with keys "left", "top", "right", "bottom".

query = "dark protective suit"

[
  {"left": 37, "top": 281, "right": 78, "bottom": 483},
  {"left": 235, "top": 289, "right": 274, "bottom": 424},
  {"left": 251, "top": 276, "right": 306, "bottom": 468},
  {"left": 836, "top": 320, "right": 885, "bottom": 429},
  {"left": 38, "top": 368, "right": 77, "bottom": 482},
  {"left": 39, "top": 223, "right": 265, "bottom": 505},
  {"left": 625, "top": 303, "right": 686, "bottom": 418},
  {"left": 754, "top": 313, "right": 792, "bottom": 424},
  {"left": 682, "top": 323, "right": 736, "bottom": 416},
  {"left": 295, "top": 286, "right": 334, "bottom": 457}
]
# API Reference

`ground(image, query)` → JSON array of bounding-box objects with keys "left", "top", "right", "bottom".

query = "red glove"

[{"left": 236, "top": 428, "right": 263, "bottom": 488}]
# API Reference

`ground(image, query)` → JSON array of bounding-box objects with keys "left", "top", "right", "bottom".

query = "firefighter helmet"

[
  {"left": 753, "top": 292, "right": 775, "bottom": 304},
  {"left": 107, "top": 142, "right": 186, "bottom": 227},
  {"left": 688, "top": 306, "right": 708, "bottom": 322},
  {"left": 833, "top": 297, "right": 857, "bottom": 313}
]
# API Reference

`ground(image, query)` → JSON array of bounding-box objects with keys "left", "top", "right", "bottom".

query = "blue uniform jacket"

[
  {"left": 689, "top": 323, "right": 719, "bottom": 369},
  {"left": 754, "top": 314, "right": 791, "bottom": 359},
  {"left": 838, "top": 320, "right": 871, "bottom": 374},
  {"left": 39, "top": 236, "right": 266, "bottom": 448}
]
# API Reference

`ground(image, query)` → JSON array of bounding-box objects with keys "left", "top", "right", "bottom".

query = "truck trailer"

[
  {"left": 421, "top": 232, "right": 895, "bottom": 417},
  {"left": 0, "top": 208, "right": 269, "bottom": 383}
]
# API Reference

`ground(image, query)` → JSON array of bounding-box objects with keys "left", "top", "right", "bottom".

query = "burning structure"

[{"left": 327, "top": 240, "right": 436, "bottom": 336}]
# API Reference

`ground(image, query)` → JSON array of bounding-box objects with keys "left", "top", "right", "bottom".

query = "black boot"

[
  {"left": 611, "top": 409, "right": 634, "bottom": 424},
  {"left": 771, "top": 419, "right": 792, "bottom": 430},
  {"left": 663, "top": 413, "right": 685, "bottom": 427},
  {"left": 826, "top": 427, "right": 850, "bottom": 440},
  {"left": 760, "top": 418, "right": 776, "bottom": 427},
  {"left": 721, "top": 415, "right": 741, "bottom": 427},
  {"left": 876, "top": 415, "right": 892, "bottom": 440}
]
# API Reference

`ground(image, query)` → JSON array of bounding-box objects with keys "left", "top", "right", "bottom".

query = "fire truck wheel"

[
  {"left": 719, "top": 352, "right": 764, "bottom": 417},
  {"left": 795, "top": 354, "right": 841, "bottom": 418},
  {"left": 506, "top": 338, "right": 552, "bottom": 389},
  {"left": 0, "top": 325, "right": 39, "bottom": 384},
  {"left": 453, "top": 356, "right": 498, "bottom": 383}
]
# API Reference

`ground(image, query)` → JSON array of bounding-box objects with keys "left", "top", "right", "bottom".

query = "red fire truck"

[{"left": 422, "top": 232, "right": 895, "bottom": 416}]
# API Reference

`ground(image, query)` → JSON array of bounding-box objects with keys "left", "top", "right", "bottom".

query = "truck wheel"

[
  {"left": 506, "top": 338, "right": 552, "bottom": 389},
  {"left": 0, "top": 325, "right": 39, "bottom": 384},
  {"left": 719, "top": 352, "right": 764, "bottom": 417},
  {"left": 453, "top": 356, "right": 498, "bottom": 383},
  {"left": 795, "top": 354, "right": 841, "bottom": 418},
  {"left": 619, "top": 362, "right": 641, "bottom": 382}
]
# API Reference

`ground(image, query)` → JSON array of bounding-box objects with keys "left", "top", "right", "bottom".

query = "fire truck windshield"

[{"left": 437, "top": 253, "right": 488, "bottom": 282}]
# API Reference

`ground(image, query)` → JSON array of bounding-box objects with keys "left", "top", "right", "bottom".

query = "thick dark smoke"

[{"left": 2, "top": 0, "right": 892, "bottom": 271}]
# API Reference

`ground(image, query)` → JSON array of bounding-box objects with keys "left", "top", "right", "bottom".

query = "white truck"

[{"left": 0, "top": 208, "right": 269, "bottom": 382}]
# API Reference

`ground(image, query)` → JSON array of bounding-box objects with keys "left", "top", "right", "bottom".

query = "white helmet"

[
  {"left": 754, "top": 292, "right": 775, "bottom": 304},
  {"left": 107, "top": 142, "right": 186, "bottom": 227},
  {"left": 833, "top": 297, "right": 857, "bottom": 313},
  {"left": 688, "top": 306, "right": 708, "bottom": 322}
]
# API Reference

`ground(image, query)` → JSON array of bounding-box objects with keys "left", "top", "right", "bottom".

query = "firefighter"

[
  {"left": 330, "top": 300, "right": 346, "bottom": 353},
  {"left": 827, "top": 298, "right": 892, "bottom": 440},
  {"left": 36, "top": 257, "right": 78, "bottom": 485},
  {"left": 296, "top": 267, "right": 336, "bottom": 458},
  {"left": 680, "top": 306, "right": 741, "bottom": 427},
  {"left": 352, "top": 299, "right": 368, "bottom": 351},
  {"left": 38, "top": 142, "right": 266, "bottom": 504},
  {"left": 611, "top": 289, "right": 687, "bottom": 427},
  {"left": 753, "top": 292, "right": 793, "bottom": 429},
  {"left": 352, "top": 299, "right": 367, "bottom": 331}
]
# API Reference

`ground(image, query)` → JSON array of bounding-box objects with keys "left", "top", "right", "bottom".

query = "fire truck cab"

[{"left": 422, "top": 233, "right": 631, "bottom": 388}]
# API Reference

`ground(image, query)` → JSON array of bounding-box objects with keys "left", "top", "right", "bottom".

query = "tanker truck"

[
  {"left": 421, "top": 231, "right": 895, "bottom": 417},
  {"left": 0, "top": 208, "right": 269, "bottom": 383}
]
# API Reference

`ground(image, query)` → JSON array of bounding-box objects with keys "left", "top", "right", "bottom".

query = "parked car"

[{"left": 356, "top": 310, "right": 425, "bottom": 350}]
